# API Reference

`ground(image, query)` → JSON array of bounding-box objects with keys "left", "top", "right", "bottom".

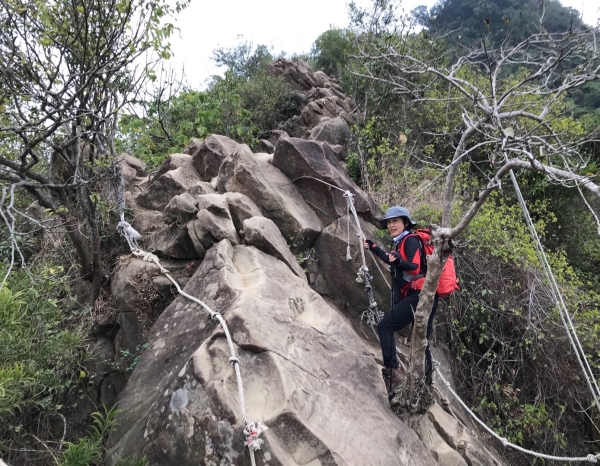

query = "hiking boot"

[{"left": 382, "top": 367, "right": 405, "bottom": 391}]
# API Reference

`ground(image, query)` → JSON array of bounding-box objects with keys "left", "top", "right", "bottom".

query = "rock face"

[
  {"left": 106, "top": 240, "right": 434, "bottom": 466},
  {"left": 218, "top": 145, "right": 322, "bottom": 251},
  {"left": 242, "top": 216, "right": 306, "bottom": 281},
  {"left": 192, "top": 134, "right": 240, "bottom": 180},
  {"left": 273, "top": 137, "right": 379, "bottom": 225},
  {"left": 137, "top": 154, "right": 203, "bottom": 210},
  {"left": 311, "top": 215, "right": 390, "bottom": 315},
  {"left": 105, "top": 60, "right": 509, "bottom": 466}
]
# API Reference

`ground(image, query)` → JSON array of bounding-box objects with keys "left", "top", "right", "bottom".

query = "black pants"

[{"left": 377, "top": 289, "right": 438, "bottom": 374}]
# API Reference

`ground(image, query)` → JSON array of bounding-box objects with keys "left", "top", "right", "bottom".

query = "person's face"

[{"left": 387, "top": 217, "right": 405, "bottom": 236}]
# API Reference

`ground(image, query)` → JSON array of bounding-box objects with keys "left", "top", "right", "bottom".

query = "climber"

[{"left": 364, "top": 206, "right": 438, "bottom": 394}]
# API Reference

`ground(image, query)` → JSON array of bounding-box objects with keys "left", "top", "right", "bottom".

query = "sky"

[{"left": 166, "top": 0, "right": 599, "bottom": 89}]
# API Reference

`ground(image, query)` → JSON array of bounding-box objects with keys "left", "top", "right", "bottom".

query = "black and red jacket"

[{"left": 369, "top": 233, "right": 426, "bottom": 302}]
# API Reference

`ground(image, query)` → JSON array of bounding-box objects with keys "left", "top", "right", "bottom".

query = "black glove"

[
  {"left": 389, "top": 251, "right": 402, "bottom": 263},
  {"left": 365, "top": 239, "right": 377, "bottom": 250}
]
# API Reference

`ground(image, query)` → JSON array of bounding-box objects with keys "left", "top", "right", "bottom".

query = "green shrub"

[{"left": 0, "top": 266, "right": 84, "bottom": 456}]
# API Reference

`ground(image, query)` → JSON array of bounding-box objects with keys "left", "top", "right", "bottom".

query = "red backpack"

[{"left": 400, "top": 229, "right": 460, "bottom": 298}]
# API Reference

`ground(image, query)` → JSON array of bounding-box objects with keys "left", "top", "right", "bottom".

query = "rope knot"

[
  {"left": 211, "top": 312, "right": 222, "bottom": 321},
  {"left": 244, "top": 421, "right": 268, "bottom": 451},
  {"left": 229, "top": 357, "right": 240, "bottom": 366},
  {"left": 586, "top": 454, "right": 598, "bottom": 463},
  {"left": 501, "top": 437, "right": 509, "bottom": 447}
]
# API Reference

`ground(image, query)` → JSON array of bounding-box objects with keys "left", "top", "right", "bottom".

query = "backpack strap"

[{"left": 398, "top": 233, "right": 427, "bottom": 277}]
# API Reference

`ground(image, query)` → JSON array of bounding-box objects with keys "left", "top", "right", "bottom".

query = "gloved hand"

[
  {"left": 388, "top": 251, "right": 401, "bottom": 263},
  {"left": 365, "top": 239, "right": 377, "bottom": 250}
]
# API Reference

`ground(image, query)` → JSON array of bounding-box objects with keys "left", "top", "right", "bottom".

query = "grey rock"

[
  {"left": 257, "top": 139, "right": 275, "bottom": 154},
  {"left": 223, "top": 192, "right": 263, "bottom": 233},
  {"left": 217, "top": 145, "right": 322, "bottom": 252},
  {"left": 273, "top": 137, "right": 379, "bottom": 225},
  {"left": 106, "top": 241, "right": 433, "bottom": 466},
  {"left": 163, "top": 192, "right": 198, "bottom": 224},
  {"left": 312, "top": 215, "right": 390, "bottom": 315},
  {"left": 147, "top": 224, "right": 198, "bottom": 259},
  {"left": 187, "top": 209, "right": 239, "bottom": 256},
  {"left": 243, "top": 216, "right": 306, "bottom": 281},
  {"left": 192, "top": 134, "right": 239, "bottom": 180}
]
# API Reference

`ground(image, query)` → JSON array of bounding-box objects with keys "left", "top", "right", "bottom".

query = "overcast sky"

[{"left": 166, "top": 0, "right": 599, "bottom": 89}]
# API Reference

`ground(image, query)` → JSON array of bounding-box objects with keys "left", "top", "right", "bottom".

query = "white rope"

[
  {"left": 115, "top": 173, "right": 265, "bottom": 466},
  {"left": 434, "top": 363, "right": 600, "bottom": 463},
  {"left": 125, "top": 246, "right": 266, "bottom": 465},
  {"left": 502, "top": 144, "right": 600, "bottom": 411}
]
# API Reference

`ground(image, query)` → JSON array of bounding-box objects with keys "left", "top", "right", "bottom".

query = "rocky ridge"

[{"left": 96, "top": 61, "right": 505, "bottom": 466}]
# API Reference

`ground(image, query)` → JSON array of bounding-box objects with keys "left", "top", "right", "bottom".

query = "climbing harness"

[{"left": 115, "top": 171, "right": 265, "bottom": 466}]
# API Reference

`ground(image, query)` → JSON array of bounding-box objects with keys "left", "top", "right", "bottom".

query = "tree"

[
  {"left": 0, "top": 0, "right": 189, "bottom": 302},
  {"left": 350, "top": 0, "right": 600, "bottom": 412},
  {"left": 414, "top": 0, "right": 584, "bottom": 47}
]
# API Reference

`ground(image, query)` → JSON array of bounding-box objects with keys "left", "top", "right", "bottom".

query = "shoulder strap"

[{"left": 399, "top": 232, "right": 427, "bottom": 275}]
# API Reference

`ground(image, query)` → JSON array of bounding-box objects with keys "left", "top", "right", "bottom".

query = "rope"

[
  {"left": 434, "top": 363, "right": 600, "bottom": 463},
  {"left": 502, "top": 144, "right": 600, "bottom": 411},
  {"left": 342, "top": 191, "right": 385, "bottom": 326},
  {"left": 114, "top": 174, "right": 265, "bottom": 466}
]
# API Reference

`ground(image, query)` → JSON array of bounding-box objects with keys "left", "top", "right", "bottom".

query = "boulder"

[
  {"left": 183, "top": 138, "right": 203, "bottom": 155},
  {"left": 122, "top": 154, "right": 147, "bottom": 177},
  {"left": 187, "top": 181, "right": 216, "bottom": 196},
  {"left": 311, "top": 215, "right": 390, "bottom": 315},
  {"left": 187, "top": 209, "right": 239, "bottom": 257},
  {"left": 419, "top": 415, "right": 468, "bottom": 466},
  {"left": 217, "top": 145, "right": 322, "bottom": 252},
  {"left": 147, "top": 224, "right": 198, "bottom": 259},
  {"left": 242, "top": 216, "right": 306, "bottom": 281},
  {"left": 120, "top": 160, "right": 137, "bottom": 185},
  {"left": 137, "top": 154, "right": 203, "bottom": 210},
  {"left": 253, "top": 152, "right": 273, "bottom": 164},
  {"left": 309, "top": 116, "right": 352, "bottom": 148},
  {"left": 257, "top": 139, "right": 275, "bottom": 154},
  {"left": 223, "top": 192, "right": 263, "bottom": 233},
  {"left": 192, "top": 134, "right": 240, "bottom": 180},
  {"left": 106, "top": 240, "right": 434, "bottom": 466},
  {"left": 163, "top": 193, "right": 198, "bottom": 224},
  {"left": 272, "top": 137, "right": 379, "bottom": 225},
  {"left": 194, "top": 193, "right": 230, "bottom": 218},
  {"left": 131, "top": 209, "right": 165, "bottom": 235},
  {"left": 427, "top": 403, "right": 501, "bottom": 466}
]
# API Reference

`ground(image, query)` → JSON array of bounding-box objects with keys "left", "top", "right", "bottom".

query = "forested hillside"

[{"left": 1, "top": 0, "right": 599, "bottom": 464}]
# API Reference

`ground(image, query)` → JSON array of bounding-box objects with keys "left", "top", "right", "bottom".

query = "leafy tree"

[
  {"left": 311, "top": 28, "right": 354, "bottom": 78},
  {"left": 0, "top": 0, "right": 189, "bottom": 302},
  {"left": 119, "top": 43, "right": 295, "bottom": 167},
  {"left": 351, "top": 0, "right": 600, "bottom": 431},
  {"left": 414, "top": 0, "right": 585, "bottom": 46}
]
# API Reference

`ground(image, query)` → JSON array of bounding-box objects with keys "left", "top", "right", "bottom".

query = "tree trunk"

[{"left": 398, "top": 225, "right": 452, "bottom": 411}]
